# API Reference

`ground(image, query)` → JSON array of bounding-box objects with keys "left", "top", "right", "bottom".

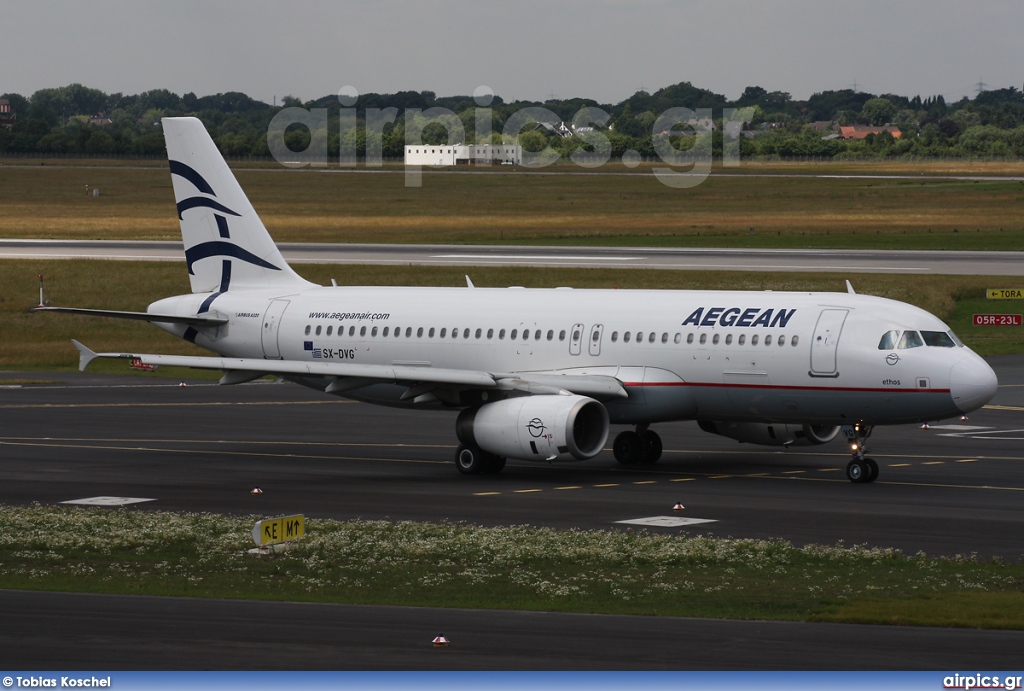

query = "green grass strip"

[{"left": 1, "top": 505, "right": 1021, "bottom": 628}]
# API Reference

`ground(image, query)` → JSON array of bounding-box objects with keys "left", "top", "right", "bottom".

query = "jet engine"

[
  {"left": 697, "top": 421, "right": 841, "bottom": 447},
  {"left": 457, "top": 394, "right": 610, "bottom": 462}
]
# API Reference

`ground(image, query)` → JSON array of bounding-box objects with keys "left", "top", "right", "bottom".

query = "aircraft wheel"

[
  {"left": 613, "top": 431, "right": 644, "bottom": 464},
  {"left": 640, "top": 430, "right": 663, "bottom": 463},
  {"left": 864, "top": 458, "right": 879, "bottom": 483},
  {"left": 481, "top": 453, "right": 506, "bottom": 474},
  {"left": 456, "top": 445, "right": 484, "bottom": 474},
  {"left": 846, "top": 459, "right": 867, "bottom": 483}
]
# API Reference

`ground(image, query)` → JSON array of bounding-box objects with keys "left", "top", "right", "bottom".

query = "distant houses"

[{"left": 838, "top": 125, "right": 902, "bottom": 139}]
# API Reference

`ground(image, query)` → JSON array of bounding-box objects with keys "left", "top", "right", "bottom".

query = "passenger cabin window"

[
  {"left": 499, "top": 329, "right": 506, "bottom": 340},
  {"left": 349, "top": 326, "right": 356, "bottom": 337},
  {"left": 674, "top": 333, "right": 681, "bottom": 344},
  {"left": 611, "top": 331, "right": 619, "bottom": 342},
  {"left": 383, "top": 327, "right": 389, "bottom": 337},
  {"left": 921, "top": 331, "right": 957, "bottom": 347},
  {"left": 428, "top": 327, "right": 435, "bottom": 338},
  {"left": 511, "top": 329, "right": 518, "bottom": 339},
  {"left": 624, "top": 332, "right": 631, "bottom": 343},
  {"left": 878, "top": 330, "right": 900, "bottom": 350},
  {"left": 738, "top": 334, "right": 746, "bottom": 345},
  {"left": 765, "top": 335, "right": 772, "bottom": 346},
  {"left": 326, "top": 326, "right": 333, "bottom": 336},
  {"left": 559, "top": 330, "right": 566, "bottom": 341},
  {"left": 464, "top": 328, "right": 471, "bottom": 339},
  {"left": 304, "top": 325, "right": 311, "bottom": 335},
  {"left": 898, "top": 330, "right": 924, "bottom": 349},
  {"left": 440, "top": 328, "right": 447, "bottom": 338},
  {"left": 372, "top": 326, "right": 378, "bottom": 337},
  {"left": 315, "top": 325, "right": 322, "bottom": 336},
  {"left": 686, "top": 333, "right": 694, "bottom": 345},
  {"left": 360, "top": 326, "right": 366, "bottom": 336},
  {"left": 699, "top": 333, "right": 707, "bottom": 345}
]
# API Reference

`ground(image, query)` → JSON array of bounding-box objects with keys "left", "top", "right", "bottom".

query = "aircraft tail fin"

[{"left": 162, "top": 117, "right": 313, "bottom": 293}]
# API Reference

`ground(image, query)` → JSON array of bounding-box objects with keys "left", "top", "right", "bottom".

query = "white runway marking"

[
  {"left": 616, "top": 516, "right": 718, "bottom": 528},
  {"left": 929, "top": 425, "right": 993, "bottom": 431},
  {"left": 61, "top": 496, "right": 157, "bottom": 506}
]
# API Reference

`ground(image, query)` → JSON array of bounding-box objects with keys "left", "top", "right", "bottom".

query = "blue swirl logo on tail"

[{"left": 185, "top": 241, "right": 281, "bottom": 275}]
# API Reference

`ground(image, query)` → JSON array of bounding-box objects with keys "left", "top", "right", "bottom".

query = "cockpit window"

[
  {"left": 898, "top": 330, "right": 924, "bottom": 349},
  {"left": 921, "top": 330, "right": 957, "bottom": 348},
  {"left": 878, "top": 330, "right": 900, "bottom": 350},
  {"left": 948, "top": 330, "right": 964, "bottom": 347}
]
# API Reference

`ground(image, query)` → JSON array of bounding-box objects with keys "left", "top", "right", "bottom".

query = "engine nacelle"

[
  {"left": 697, "top": 421, "right": 841, "bottom": 447},
  {"left": 457, "top": 395, "right": 610, "bottom": 462}
]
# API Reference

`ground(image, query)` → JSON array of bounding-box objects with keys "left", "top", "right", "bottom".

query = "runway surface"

[
  {"left": 3, "top": 239, "right": 1024, "bottom": 275},
  {"left": 1, "top": 357, "right": 1023, "bottom": 669}
]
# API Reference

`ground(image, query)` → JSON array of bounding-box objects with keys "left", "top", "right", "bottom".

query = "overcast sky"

[{"left": 4, "top": 0, "right": 1022, "bottom": 106}]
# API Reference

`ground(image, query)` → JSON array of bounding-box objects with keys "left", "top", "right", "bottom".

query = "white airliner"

[{"left": 40, "top": 117, "right": 999, "bottom": 483}]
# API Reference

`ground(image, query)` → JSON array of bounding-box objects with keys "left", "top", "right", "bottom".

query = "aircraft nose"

[{"left": 949, "top": 356, "right": 998, "bottom": 414}]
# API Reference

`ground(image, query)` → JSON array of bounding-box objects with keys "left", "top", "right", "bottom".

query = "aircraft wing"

[
  {"left": 71, "top": 341, "right": 627, "bottom": 400},
  {"left": 35, "top": 307, "right": 227, "bottom": 326}
]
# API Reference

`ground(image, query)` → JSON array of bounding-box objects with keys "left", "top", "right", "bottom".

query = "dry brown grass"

[{"left": 2, "top": 162, "right": 1023, "bottom": 247}]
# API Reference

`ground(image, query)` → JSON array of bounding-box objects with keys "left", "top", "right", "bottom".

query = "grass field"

[
  {"left": 1, "top": 506, "right": 1021, "bottom": 629},
  {"left": 2, "top": 160, "right": 1024, "bottom": 248}
]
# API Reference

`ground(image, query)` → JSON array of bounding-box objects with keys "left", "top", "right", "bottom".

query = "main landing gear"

[
  {"left": 613, "top": 425, "right": 663, "bottom": 465},
  {"left": 845, "top": 423, "right": 878, "bottom": 483},
  {"left": 455, "top": 444, "right": 506, "bottom": 475}
]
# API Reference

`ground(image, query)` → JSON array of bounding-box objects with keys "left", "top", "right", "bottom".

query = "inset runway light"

[
  {"left": 250, "top": 487, "right": 263, "bottom": 496},
  {"left": 920, "top": 423, "right": 930, "bottom": 429},
  {"left": 179, "top": 382, "right": 187, "bottom": 387},
  {"left": 433, "top": 634, "right": 449, "bottom": 647},
  {"left": 673, "top": 502, "right": 685, "bottom": 512}
]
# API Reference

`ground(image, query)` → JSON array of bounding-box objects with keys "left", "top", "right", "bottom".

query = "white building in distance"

[{"left": 405, "top": 143, "right": 522, "bottom": 166}]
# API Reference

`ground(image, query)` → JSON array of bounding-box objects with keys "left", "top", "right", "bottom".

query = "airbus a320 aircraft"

[{"left": 40, "top": 117, "right": 999, "bottom": 483}]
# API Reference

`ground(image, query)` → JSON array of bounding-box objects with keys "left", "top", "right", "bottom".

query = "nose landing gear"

[{"left": 844, "top": 423, "right": 878, "bottom": 483}]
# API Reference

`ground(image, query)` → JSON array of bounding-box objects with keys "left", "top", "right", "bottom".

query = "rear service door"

[{"left": 261, "top": 299, "right": 290, "bottom": 359}]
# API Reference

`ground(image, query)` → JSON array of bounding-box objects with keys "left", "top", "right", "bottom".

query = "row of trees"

[{"left": 2, "top": 81, "right": 1024, "bottom": 159}]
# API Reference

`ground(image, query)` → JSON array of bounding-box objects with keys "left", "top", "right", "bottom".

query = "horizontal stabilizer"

[
  {"left": 71, "top": 339, "right": 100, "bottom": 372},
  {"left": 35, "top": 306, "right": 226, "bottom": 326}
]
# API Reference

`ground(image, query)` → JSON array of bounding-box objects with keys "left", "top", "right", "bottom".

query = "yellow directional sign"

[
  {"left": 988, "top": 289, "right": 1023, "bottom": 300},
  {"left": 252, "top": 514, "right": 305, "bottom": 546}
]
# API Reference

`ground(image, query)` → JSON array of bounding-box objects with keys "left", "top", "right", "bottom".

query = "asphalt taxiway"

[
  {"left": 1, "top": 358, "right": 1023, "bottom": 669},
  {"left": 3, "top": 239, "right": 1024, "bottom": 275}
]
